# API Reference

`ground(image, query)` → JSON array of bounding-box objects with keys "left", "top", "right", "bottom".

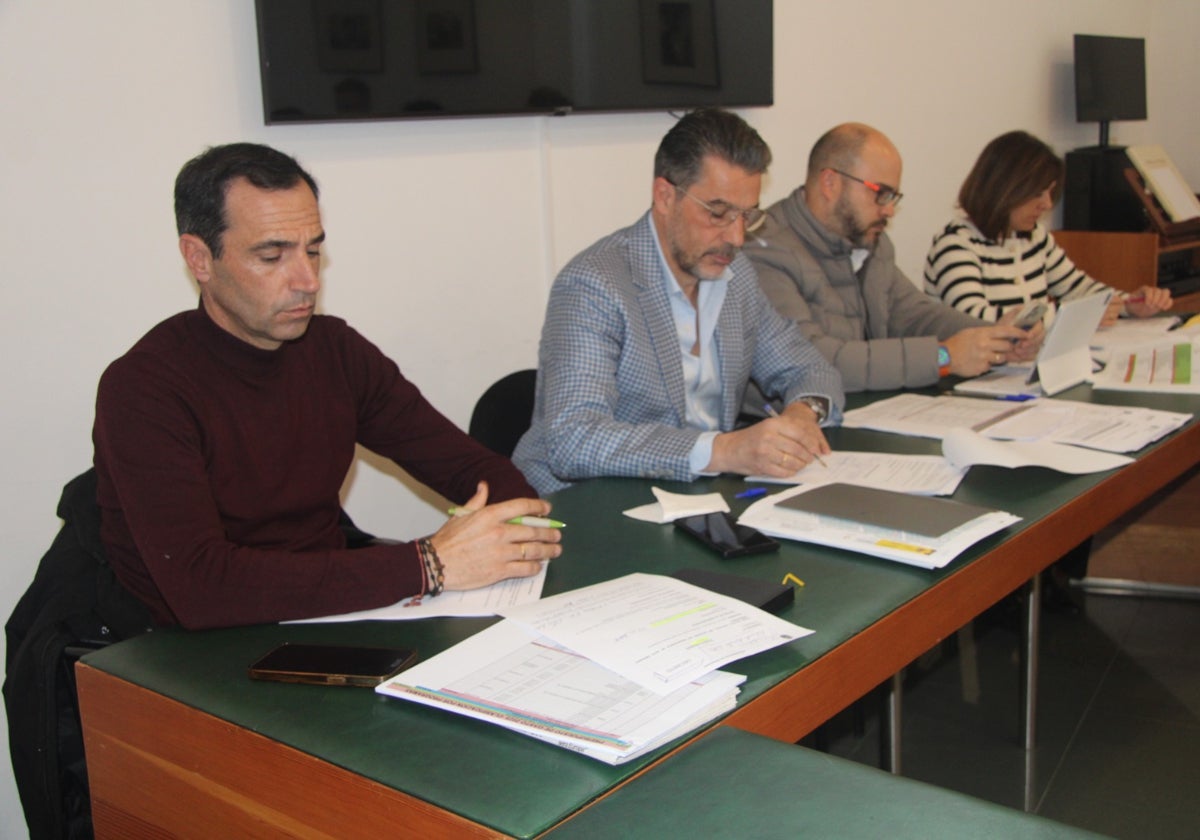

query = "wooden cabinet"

[{"left": 1053, "top": 228, "right": 1200, "bottom": 312}]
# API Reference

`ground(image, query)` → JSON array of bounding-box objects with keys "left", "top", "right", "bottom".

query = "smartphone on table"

[
  {"left": 674, "top": 512, "right": 780, "bottom": 559},
  {"left": 248, "top": 643, "right": 417, "bottom": 687}
]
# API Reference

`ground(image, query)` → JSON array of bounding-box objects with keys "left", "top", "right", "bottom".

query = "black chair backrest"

[{"left": 468, "top": 369, "right": 537, "bottom": 458}]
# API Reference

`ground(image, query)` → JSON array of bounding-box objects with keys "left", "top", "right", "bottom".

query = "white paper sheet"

[
  {"left": 841, "top": 393, "right": 1038, "bottom": 439},
  {"left": 942, "top": 428, "right": 1132, "bottom": 474},
  {"left": 286, "top": 562, "right": 547, "bottom": 623},
  {"left": 499, "top": 573, "right": 811, "bottom": 695},
  {"left": 1090, "top": 317, "right": 1181, "bottom": 352},
  {"left": 984, "top": 400, "right": 1191, "bottom": 453},
  {"left": 747, "top": 450, "right": 966, "bottom": 496}
]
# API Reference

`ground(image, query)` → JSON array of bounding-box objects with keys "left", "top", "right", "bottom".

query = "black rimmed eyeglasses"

[
  {"left": 830, "top": 169, "right": 904, "bottom": 207},
  {"left": 670, "top": 182, "right": 767, "bottom": 232}
]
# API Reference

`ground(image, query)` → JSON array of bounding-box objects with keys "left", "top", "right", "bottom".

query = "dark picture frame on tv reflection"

[
  {"left": 254, "top": 0, "right": 772, "bottom": 124},
  {"left": 640, "top": 0, "right": 719, "bottom": 88}
]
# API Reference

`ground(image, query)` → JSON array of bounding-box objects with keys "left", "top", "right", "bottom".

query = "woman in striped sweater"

[{"left": 923, "top": 131, "right": 1170, "bottom": 326}]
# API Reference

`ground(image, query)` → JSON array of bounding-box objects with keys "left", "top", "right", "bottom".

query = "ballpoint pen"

[
  {"left": 735, "top": 487, "right": 768, "bottom": 499},
  {"left": 762, "top": 404, "right": 828, "bottom": 468}
]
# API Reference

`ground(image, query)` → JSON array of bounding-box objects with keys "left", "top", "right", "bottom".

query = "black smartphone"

[
  {"left": 248, "top": 643, "right": 417, "bottom": 687},
  {"left": 674, "top": 512, "right": 780, "bottom": 559}
]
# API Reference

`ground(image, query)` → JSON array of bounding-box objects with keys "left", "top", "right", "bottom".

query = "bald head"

[
  {"left": 805, "top": 123, "right": 899, "bottom": 188},
  {"left": 804, "top": 123, "right": 903, "bottom": 248}
]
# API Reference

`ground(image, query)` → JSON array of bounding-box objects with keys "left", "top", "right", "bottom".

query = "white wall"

[{"left": 1, "top": 0, "right": 1196, "bottom": 833}]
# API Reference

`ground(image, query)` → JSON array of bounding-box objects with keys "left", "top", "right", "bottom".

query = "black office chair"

[{"left": 468, "top": 369, "right": 537, "bottom": 457}]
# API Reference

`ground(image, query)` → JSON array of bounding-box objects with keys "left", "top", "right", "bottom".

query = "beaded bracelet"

[{"left": 418, "top": 537, "right": 445, "bottom": 597}]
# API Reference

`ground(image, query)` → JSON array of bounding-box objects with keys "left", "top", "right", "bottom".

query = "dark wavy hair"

[
  {"left": 958, "top": 131, "right": 1063, "bottom": 241},
  {"left": 174, "top": 143, "right": 319, "bottom": 258},
  {"left": 653, "top": 108, "right": 771, "bottom": 189}
]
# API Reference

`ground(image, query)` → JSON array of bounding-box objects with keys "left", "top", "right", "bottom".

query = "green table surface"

[
  {"left": 544, "top": 726, "right": 1109, "bottom": 839},
  {"left": 80, "top": 384, "right": 1199, "bottom": 838}
]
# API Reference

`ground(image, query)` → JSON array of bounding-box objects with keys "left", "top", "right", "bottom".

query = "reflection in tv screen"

[{"left": 255, "top": 0, "right": 773, "bottom": 124}]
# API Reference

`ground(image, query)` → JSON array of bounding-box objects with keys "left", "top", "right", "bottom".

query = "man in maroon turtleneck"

[{"left": 93, "top": 143, "right": 560, "bottom": 630}]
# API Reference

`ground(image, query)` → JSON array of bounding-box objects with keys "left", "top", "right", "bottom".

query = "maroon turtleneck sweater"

[{"left": 93, "top": 305, "right": 535, "bottom": 629}]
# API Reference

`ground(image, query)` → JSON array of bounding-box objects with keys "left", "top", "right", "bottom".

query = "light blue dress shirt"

[{"left": 651, "top": 221, "right": 727, "bottom": 475}]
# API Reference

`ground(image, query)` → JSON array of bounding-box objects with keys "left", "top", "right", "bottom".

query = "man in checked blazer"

[{"left": 513, "top": 109, "right": 844, "bottom": 495}]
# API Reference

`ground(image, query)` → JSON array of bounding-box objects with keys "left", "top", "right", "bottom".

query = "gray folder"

[{"left": 776, "top": 483, "right": 995, "bottom": 538}]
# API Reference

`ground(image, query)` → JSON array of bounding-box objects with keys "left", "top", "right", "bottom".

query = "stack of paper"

[
  {"left": 375, "top": 573, "right": 811, "bottom": 764},
  {"left": 843, "top": 393, "right": 1190, "bottom": 453},
  {"left": 739, "top": 483, "right": 1020, "bottom": 570}
]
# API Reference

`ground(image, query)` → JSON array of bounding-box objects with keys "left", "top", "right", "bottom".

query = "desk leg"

[
  {"left": 1021, "top": 573, "right": 1041, "bottom": 751},
  {"left": 885, "top": 671, "right": 902, "bottom": 775},
  {"left": 1079, "top": 577, "right": 1200, "bottom": 600}
]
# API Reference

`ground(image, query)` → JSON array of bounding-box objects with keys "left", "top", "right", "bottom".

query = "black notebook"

[{"left": 672, "top": 568, "right": 795, "bottom": 614}]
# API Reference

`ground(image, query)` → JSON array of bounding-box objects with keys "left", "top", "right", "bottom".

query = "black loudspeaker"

[{"left": 1062, "top": 147, "right": 1147, "bottom": 232}]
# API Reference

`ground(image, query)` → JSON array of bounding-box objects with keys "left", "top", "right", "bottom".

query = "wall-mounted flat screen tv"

[
  {"left": 1073, "top": 34, "right": 1146, "bottom": 146},
  {"left": 255, "top": 0, "right": 773, "bottom": 124}
]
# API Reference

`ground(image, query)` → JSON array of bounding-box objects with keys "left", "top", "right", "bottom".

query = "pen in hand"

[
  {"left": 447, "top": 508, "right": 566, "bottom": 528},
  {"left": 762, "top": 403, "right": 828, "bottom": 469}
]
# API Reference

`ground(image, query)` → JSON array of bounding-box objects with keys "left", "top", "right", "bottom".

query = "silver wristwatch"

[{"left": 797, "top": 396, "right": 829, "bottom": 424}]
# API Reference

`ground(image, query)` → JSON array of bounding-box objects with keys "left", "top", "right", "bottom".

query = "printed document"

[
  {"left": 500, "top": 573, "right": 811, "bottom": 695},
  {"left": 843, "top": 393, "right": 1190, "bottom": 453},
  {"left": 1093, "top": 342, "right": 1200, "bottom": 394},
  {"left": 376, "top": 619, "right": 745, "bottom": 764},
  {"left": 747, "top": 450, "right": 966, "bottom": 495}
]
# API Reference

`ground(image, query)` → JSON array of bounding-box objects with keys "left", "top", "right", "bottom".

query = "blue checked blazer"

[{"left": 513, "top": 212, "right": 844, "bottom": 495}]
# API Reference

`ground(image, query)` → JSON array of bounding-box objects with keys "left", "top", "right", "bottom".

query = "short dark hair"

[
  {"left": 958, "top": 131, "right": 1063, "bottom": 241},
  {"left": 806, "top": 124, "right": 872, "bottom": 183},
  {"left": 174, "top": 143, "right": 319, "bottom": 258},
  {"left": 653, "top": 108, "right": 771, "bottom": 189}
]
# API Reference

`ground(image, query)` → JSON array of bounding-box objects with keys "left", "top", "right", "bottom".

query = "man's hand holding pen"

[
  {"left": 430, "top": 482, "right": 563, "bottom": 591},
  {"left": 706, "top": 401, "right": 831, "bottom": 479}
]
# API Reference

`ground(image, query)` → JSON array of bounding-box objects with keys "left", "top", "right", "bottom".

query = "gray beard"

[{"left": 673, "top": 245, "right": 735, "bottom": 282}]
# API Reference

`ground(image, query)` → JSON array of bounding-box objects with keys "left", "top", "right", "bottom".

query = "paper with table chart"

[
  {"left": 376, "top": 572, "right": 811, "bottom": 763},
  {"left": 499, "top": 573, "right": 811, "bottom": 695},
  {"left": 1092, "top": 341, "right": 1200, "bottom": 394},
  {"left": 842, "top": 393, "right": 1191, "bottom": 453},
  {"left": 285, "top": 562, "right": 547, "bottom": 623},
  {"left": 375, "top": 619, "right": 745, "bottom": 765},
  {"left": 738, "top": 483, "right": 1019, "bottom": 570},
  {"left": 747, "top": 450, "right": 967, "bottom": 495}
]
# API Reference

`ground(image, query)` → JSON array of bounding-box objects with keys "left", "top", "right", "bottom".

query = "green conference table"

[
  {"left": 544, "top": 726, "right": 1106, "bottom": 840},
  {"left": 76, "top": 385, "right": 1200, "bottom": 838}
]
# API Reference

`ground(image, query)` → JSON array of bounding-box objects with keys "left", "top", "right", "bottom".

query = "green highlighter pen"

[
  {"left": 447, "top": 508, "right": 566, "bottom": 528},
  {"left": 507, "top": 516, "right": 566, "bottom": 529}
]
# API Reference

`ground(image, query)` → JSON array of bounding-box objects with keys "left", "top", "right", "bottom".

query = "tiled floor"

[{"left": 809, "top": 588, "right": 1200, "bottom": 839}]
